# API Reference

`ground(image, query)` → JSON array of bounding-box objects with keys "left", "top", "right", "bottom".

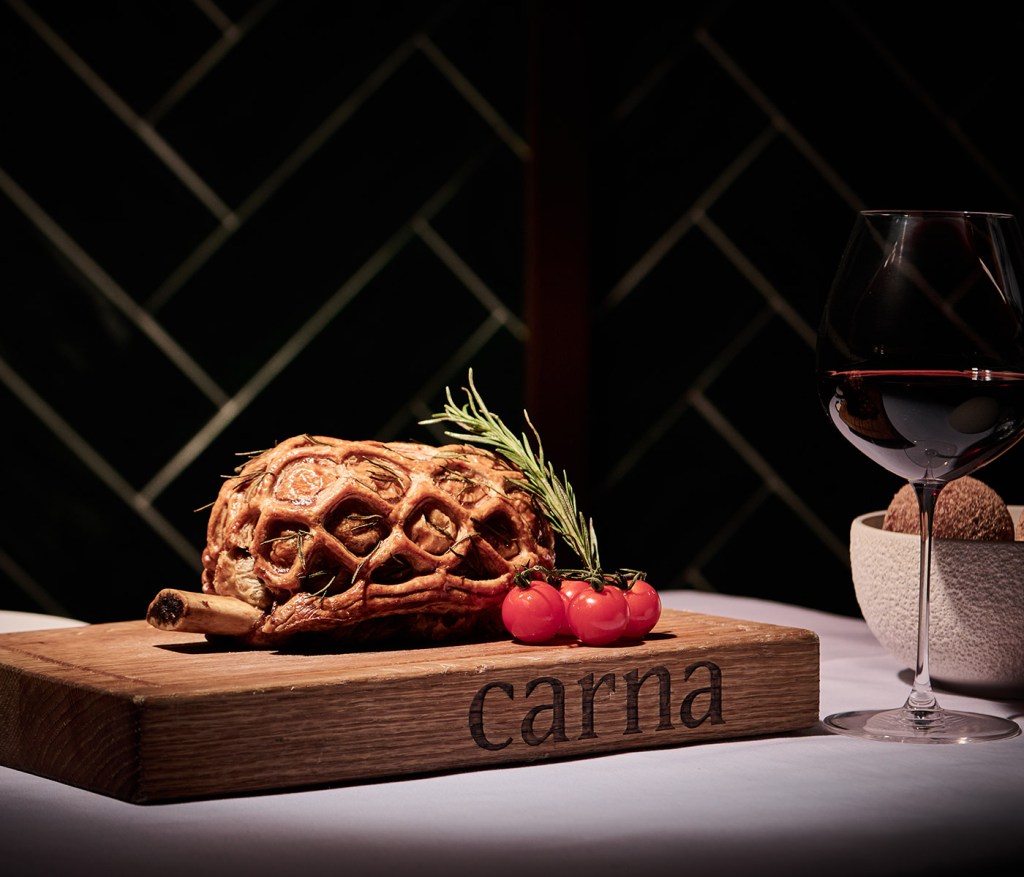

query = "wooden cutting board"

[{"left": 0, "top": 608, "right": 819, "bottom": 803}]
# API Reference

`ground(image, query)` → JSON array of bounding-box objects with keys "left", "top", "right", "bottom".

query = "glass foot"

[{"left": 823, "top": 707, "right": 1021, "bottom": 743}]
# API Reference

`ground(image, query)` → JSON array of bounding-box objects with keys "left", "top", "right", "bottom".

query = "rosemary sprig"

[{"left": 420, "top": 369, "right": 601, "bottom": 573}]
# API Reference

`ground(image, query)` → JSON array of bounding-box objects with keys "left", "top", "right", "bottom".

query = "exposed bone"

[{"left": 147, "top": 589, "right": 262, "bottom": 636}]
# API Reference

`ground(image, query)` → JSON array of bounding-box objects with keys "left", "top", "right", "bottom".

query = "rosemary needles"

[{"left": 420, "top": 369, "right": 601, "bottom": 574}]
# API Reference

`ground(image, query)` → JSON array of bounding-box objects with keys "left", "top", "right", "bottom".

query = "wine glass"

[{"left": 817, "top": 210, "right": 1024, "bottom": 743}]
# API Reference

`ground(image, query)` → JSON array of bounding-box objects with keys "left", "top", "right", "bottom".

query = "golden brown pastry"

[{"left": 158, "top": 435, "right": 556, "bottom": 647}]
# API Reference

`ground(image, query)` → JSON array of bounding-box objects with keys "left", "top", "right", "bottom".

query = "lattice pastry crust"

[{"left": 200, "top": 435, "right": 556, "bottom": 646}]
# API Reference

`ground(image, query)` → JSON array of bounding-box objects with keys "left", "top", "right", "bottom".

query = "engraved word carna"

[{"left": 468, "top": 660, "right": 724, "bottom": 751}]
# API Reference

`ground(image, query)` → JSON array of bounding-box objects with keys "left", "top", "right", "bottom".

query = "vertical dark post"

[{"left": 525, "top": 0, "right": 591, "bottom": 502}]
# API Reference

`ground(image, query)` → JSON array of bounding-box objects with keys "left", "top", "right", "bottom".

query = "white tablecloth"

[{"left": 2, "top": 592, "right": 1022, "bottom": 876}]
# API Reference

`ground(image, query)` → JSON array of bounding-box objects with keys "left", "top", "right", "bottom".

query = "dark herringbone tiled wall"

[{"left": 3, "top": 0, "right": 1023, "bottom": 624}]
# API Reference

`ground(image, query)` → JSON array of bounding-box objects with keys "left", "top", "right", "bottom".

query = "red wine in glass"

[{"left": 820, "top": 369, "right": 1024, "bottom": 484}]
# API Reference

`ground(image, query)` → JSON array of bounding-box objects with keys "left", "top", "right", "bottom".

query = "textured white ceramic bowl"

[{"left": 850, "top": 506, "right": 1024, "bottom": 698}]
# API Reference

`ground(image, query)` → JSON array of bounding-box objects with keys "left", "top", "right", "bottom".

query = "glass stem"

[{"left": 907, "top": 481, "right": 943, "bottom": 715}]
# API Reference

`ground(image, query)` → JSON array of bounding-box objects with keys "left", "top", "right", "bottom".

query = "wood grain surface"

[{"left": 0, "top": 608, "right": 820, "bottom": 803}]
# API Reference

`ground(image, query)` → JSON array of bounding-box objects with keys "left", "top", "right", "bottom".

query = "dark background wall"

[{"left": 3, "top": 0, "right": 1023, "bottom": 625}]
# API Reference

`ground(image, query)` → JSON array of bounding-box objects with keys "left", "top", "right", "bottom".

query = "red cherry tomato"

[
  {"left": 567, "top": 585, "right": 629, "bottom": 646},
  {"left": 556, "top": 579, "right": 591, "bottom": 636},
  {"left": 622, "top": 579, "right": 661, "bottom": 638},
  {"left": 501, "top": 581, "right": 565, "bottom": 643}
]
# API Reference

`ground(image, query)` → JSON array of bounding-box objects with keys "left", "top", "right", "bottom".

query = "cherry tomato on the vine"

[
  {"left": 501, "top": 580, "right": 565, "bottom": 643},
  {"left": 556, "top": 579, "right": 591, "bottom": 636},
  {"left": 622, "top": 579, "right": 661, "bottom": 638},
  {"left": 567, "top": 584, "right": 629, "bottom": 646}
]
